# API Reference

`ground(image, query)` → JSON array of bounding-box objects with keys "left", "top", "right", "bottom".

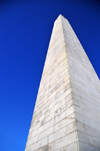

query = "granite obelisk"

[{"left": 25, "top": 15, "right": 100, "bottom": 151}]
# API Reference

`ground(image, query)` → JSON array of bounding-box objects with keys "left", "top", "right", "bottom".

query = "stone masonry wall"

[
  {"left": 61, "top": 16, "right": 100, "bottom": 151},
  {"left": 25, "top": 15, "right": 100, "bottom": 151},
  {"left": 25, "top": 15, "right": 78, "bottom": 151}
]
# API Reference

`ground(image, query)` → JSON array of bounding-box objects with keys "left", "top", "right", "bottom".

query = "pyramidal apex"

[{"left": 54, "top": 14, "right": 69, "bottom": 26}]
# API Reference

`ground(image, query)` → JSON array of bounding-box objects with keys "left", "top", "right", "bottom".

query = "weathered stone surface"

[{"left": 25, "top": 15, "right": 100, "bottom": 151}]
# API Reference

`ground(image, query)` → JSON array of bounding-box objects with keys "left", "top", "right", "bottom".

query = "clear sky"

[{"left": 0, "top": 0, "right": 100, "bottom": 150}]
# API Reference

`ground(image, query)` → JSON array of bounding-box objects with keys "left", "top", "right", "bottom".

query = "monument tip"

[
  {"left": 56, "top": 14, "right": 68, "bottom": 21},
  {"left": 57, "top": 14, "right": 63, "bottom": 18}
]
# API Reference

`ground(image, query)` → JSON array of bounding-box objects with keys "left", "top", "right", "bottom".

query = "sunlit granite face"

[{"left": 25, "top": 15, "right": 100, "bottom": 151}]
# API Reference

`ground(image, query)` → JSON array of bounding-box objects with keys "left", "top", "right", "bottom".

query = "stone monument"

[{"left": 25, "top": 15, "right": 100, "bottom": 151}]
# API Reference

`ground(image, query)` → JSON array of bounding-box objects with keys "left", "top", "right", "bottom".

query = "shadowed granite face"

[{"left": 25, "top": 15, "right": 100, "bottom": 151}]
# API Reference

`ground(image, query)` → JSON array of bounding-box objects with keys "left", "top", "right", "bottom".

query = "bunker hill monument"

[{"left": 25, "top": 15, "right": 100, "bottom": 151}]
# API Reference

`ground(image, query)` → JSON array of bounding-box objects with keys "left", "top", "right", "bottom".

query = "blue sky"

[{"left": 0, "top": 0, "right": 100, "bottom": 150}]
